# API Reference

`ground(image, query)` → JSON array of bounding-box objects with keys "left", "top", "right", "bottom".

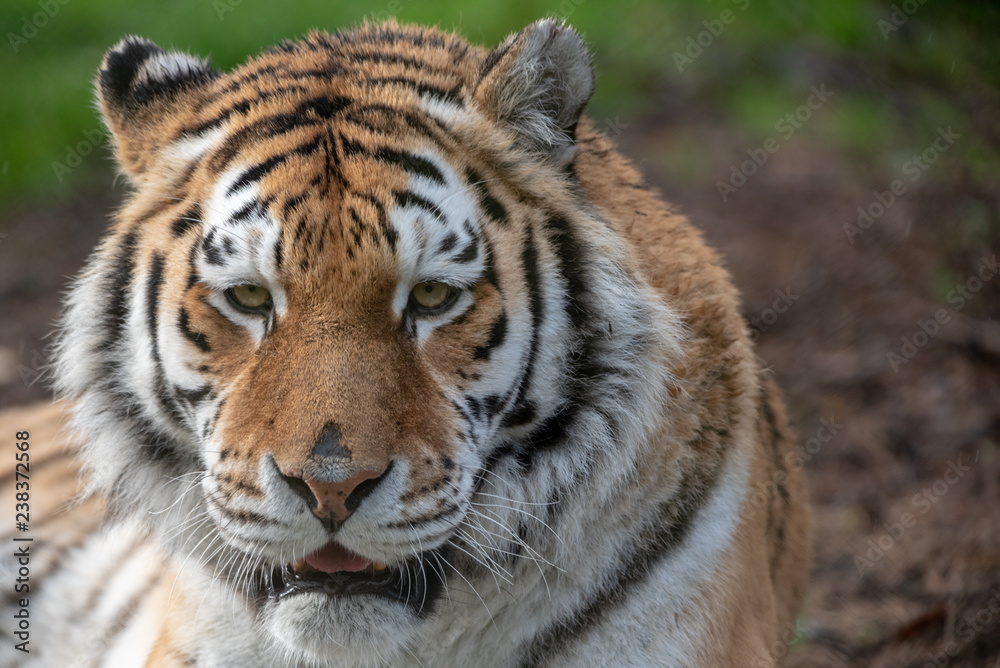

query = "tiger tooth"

[
  {"left": 292, "top": 559, "right": 306, "bottom": 571},
  {"left": 372, "top": 562, "right": 387, "bottom": 573}
]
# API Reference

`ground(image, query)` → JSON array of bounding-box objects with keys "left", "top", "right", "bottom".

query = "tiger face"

[{"left": 58, "top": 20, "right": 676, "bottom": 663}]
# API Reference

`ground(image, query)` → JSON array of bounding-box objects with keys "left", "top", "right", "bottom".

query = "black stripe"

[
  {"left": 364, "top": 76, "right": 462, "bottom": 105},
  {"left": 228, "top": 153, "right": 289, "bottom": 195},
  {"left": 466, "top": 395, "right": 482, "bottom": 421},
  {"left": 281, "top": 193, "right": 307, "bottom": 219},
  {"left": 293, "top": 215, "right": 307, "bottom": 242},
  {"left": 176, "top": 384, "right": 211, "bottom": 404},
  {"left": 501, "top": 400, "right": 537, "bottom": 432},
  {"left": 211, "top": 111, "right": 324, "bottom": 172},
  {"left": 171, "top": 205, "right": 201, "bottom": 237},
  {"left": 146, "top": 254, "right": 184, "bottom": 426},
  {"left": 502, "top": 226, "right": 543, "bottom": 427},
  {"left": 438, "top": 232, "right": 458, "bottom": 253},
  {"left": 104, "top": 229, "right": 140, "bottom": 345},
  {"left": 292, "top": 136, "right": 322, "bottom": 156},
  {"left": 347, "top": 49, "right": 441, "bottom": 71},
  {"left": 202, "top": 228, "right": 224, "bottom": 265},
  {"left": 203, "top": 397, "right": 226, "bottom": 441},
  {"left": 185, "top": 243, "right": 200, "bottom": 290},
  {"left": 454, "top": 238, "right": 478, "bottom": 263},
  {"left": 97, "top": 230, "right": 185, "bottom": 466},
  {"left": 482, "top": 394, "right": 504, "bottom": 418},
  {"left": 300, "top": 95, "right": 351, "bottom": 119},
  {"left": 519, "top": 460, "right": 724, "bottom": 667},
  {"left": 482, "top": 237, "right": 500, "bottom": 289},
  {"left": 101, "top": 38, "right": 163, "bottom": 100},
  {"left": 341, "top": 138, "right": 446, "bottom": 186},
  {"left": 274, "top": 234, "right": 284, "bottom": 271},
  {"left": 178, "top": 307, "right": 210, "bottom": 352},
  {"left": 510, "top": 401, "right": 578, "bottom": 456},
  {"left": 348, "top": 208, "right": 366, "bottom": 251},
  {"left": 229, "top": 200, "right": 260, "bottom": 223},
  {"left": 466, "top": 168, "right": 508, "bottom": 225},
  {"left": 186, "top": 82, "right": 310, "bottom": 133},
  {"left": 184, "top": 83, "right": 336, "bottom": 140},
  {"left": 365, "top": 195, "right": 397, "bottom": 251},
  {"left": 101, "top": 386, "right": 179, "bottom": 465},
  {"left": 380, "top": 146, "right": 446, "bottom": 184},
  {"left": 506, "top": 214, "right": 601, "bottom": 443},
  {"left": 217, "top": 471, "right": 264, "bottom": 496},
  {"left": 210, "top": 498, "right": 276, "bottom": 526},
  {"left": 343, "top": 103, "right": 455, "bottom": 145},
  {"left": 544, "top": 215, "right": 588, "bottom": 329},
  {"left": 473, "top": 311, "right": 507, "bottom": 361},
  {"left": 394, "top": 189, "right": 444, "bottom": 221},
  {"left": 478, "top": 33, "right": 517, "bottom": 82}
]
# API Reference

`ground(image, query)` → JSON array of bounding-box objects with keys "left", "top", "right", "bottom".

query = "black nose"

[
  {"left": 279, "top": 422, "right": 392, "bottom": 532},
  {"left": 312, "top": 422, "right": 350, "bottom": 463}
]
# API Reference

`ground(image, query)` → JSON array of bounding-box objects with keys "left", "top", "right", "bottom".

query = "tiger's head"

[{"left": 57, "top": 20, "right": 676, "bottom": 664}]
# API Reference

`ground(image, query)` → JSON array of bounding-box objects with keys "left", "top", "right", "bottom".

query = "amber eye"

[
  {"left": 410, "top": 281, "right": 454, "bottom": 311},
  {"left": 225, "top": 284, "right": 273, "bottom": 312}
]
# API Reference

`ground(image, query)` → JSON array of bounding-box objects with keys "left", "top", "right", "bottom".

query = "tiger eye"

[
  {"left": 230, "top": 284, "right": 272, "bottom": 310},
  {"left": 411, "top": 282, "right": 452, "bottom": 309}
]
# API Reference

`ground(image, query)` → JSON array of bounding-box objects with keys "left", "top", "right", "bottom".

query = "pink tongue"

[{"left": 305, "top": 541, "right": 372, "bottom": 574}]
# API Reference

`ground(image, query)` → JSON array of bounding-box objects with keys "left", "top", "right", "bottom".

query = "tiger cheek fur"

[{"left": 26, "top": 18, "right": 813, "bottom": 668}]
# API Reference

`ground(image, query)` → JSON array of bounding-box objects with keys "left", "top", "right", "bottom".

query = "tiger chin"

[{"left": 1, "top": 18, "right": 811, "bottom": 668}]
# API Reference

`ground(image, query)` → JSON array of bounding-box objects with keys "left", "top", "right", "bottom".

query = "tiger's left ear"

[
  {"left": 474, "top": 19, "right": 594, "bottom": 168},
  {"left": 97, "top": 36, "right": 219, "bottom": 179}
]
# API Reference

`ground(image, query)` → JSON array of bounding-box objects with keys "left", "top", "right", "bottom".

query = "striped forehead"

[
  {"left": 195, "top": 148, "right": 486, "bottom": 310},
  {"left": 196, "top": 167, "right": 284, "bottom": 290}
]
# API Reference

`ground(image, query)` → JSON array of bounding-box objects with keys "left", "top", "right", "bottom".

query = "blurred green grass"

[{"left": 1, "top": 0, "right": 998, "bottom": 208}]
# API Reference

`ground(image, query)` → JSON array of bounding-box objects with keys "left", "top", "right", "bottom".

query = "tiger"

[{"left": 0, "top": 18, "right": 811, "bottom": 668}]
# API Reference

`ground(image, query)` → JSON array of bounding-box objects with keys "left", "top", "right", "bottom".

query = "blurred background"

[{"left": 1, "top": 1, "right": 998, "bottom": 665}]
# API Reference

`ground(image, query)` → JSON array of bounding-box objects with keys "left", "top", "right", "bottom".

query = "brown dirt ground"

[{"left": 0, "top": 111, "right": 998, "bottom": 666}]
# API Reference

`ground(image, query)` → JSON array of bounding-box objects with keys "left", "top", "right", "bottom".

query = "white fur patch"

[{"left": 136, "top": 51, "right": 209, "bottom": 87}]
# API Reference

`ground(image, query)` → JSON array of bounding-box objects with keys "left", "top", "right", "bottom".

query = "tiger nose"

[{"left": 281, "top": 422, "right": 391, "bottom": 531}]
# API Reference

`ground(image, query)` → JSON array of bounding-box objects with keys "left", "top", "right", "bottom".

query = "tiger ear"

[
  {"left": 474, "top": 19, "right": 594, "bottom": 168},
  {"left": 97, "top": 36, "right": 219, "bottom": 178}
]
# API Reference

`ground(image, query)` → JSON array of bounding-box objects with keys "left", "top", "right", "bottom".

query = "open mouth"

[{"left": 255, "top": 540, "right": 446, "bottom": 617}]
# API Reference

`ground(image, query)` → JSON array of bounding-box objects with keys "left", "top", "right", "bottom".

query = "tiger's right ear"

[
  {"left": 474, "top": 20, "right": 594, "bottom": 168},
  {"left": 97, "top": 36, "right": 219, "bottom": 179}
]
